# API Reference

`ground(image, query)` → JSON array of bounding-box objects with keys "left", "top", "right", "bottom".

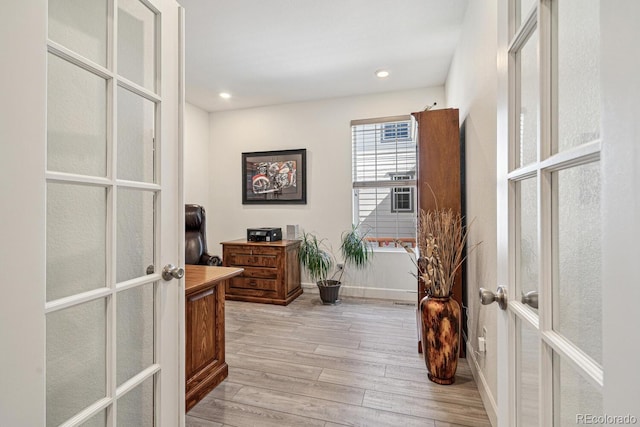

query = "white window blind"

[{"left": 351, "top": 116, "right": 417, "bottom": 247}]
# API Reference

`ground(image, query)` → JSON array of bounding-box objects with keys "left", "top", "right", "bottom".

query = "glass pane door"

[
  {"left": 516, "top": 318, "right": 540, "bottom": 427},
  {"left": 504, "top": 1, "right": 603, "bottom": 425},
  {"left": 45, "top": 1, "right": 164, "bottom": 425}
]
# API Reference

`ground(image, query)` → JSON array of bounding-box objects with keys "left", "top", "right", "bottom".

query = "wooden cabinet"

[
  {"left": 412, "top": 108, "right": 464, "bottom": 354},
  {"left": 413, "top": 108, "right": 461, "bottom": 303},
  {"left": 221, "top": 239, "right": 302, "bottom": 305},
  {"left": 414, "top": 109, "right": 461, "bottom": 215},
  {"left": 185, "top": 265, "right": 243, "bottom": 411}
]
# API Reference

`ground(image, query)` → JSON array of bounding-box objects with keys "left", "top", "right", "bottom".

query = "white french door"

[
  {"left": 496, "top": 1, "right": 640, "bottom": 426},
  {"left": 0, "top": 1, "right": 184, "bottom": 426}
]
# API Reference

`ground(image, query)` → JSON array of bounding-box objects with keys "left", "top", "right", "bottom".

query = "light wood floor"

[{"left": 186, "top": 292, "right": 491, "bottom": 427}]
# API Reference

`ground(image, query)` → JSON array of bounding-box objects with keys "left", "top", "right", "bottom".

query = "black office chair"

[{"left": 185, "top": 204, "right": 222, "bottom": 266}]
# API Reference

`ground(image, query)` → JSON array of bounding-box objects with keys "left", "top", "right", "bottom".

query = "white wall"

[
  {"left": 184, "top": 102, "right": 211, "bottom": 207},
  {"left": 445, "top": 1, "right": 498, "bottom": 424},
  {"left": 1, "top": 3, "right": 47, "bottom": 424},
  {"left": 205, "top": 88, "right": 444, "bottom": 300},
  {"left": 601, "top": 0, "right": 640, "bottom": 415}
]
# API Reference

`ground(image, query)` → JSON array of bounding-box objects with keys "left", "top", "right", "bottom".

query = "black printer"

[{"left": 247, "top": 227, "right": 282, "bottom": 242}]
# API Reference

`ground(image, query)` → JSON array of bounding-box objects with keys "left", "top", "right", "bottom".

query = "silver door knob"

[
  {"left": 521, "top": 290, "right": 539, "bottom": 309},
  {"left": 162, "top": 264, "right": 184, "bottom": 281},
  {"left": 479, "top": 286, "right": 508, "bottom": 310}
]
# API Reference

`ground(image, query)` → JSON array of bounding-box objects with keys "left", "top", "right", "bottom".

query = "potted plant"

[
  {"left": 404, "top": 207, "right": 479, "bottom": 385},
  {"left": 299, "top": 225, "right": 373, "bottom": 304}
]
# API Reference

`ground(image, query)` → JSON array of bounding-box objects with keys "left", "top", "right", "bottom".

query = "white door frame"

[
  {"left": 496, "top": 1, "right": 513, "bottom": 423},
  {"left": 157, "top": 1, "right": 186, "bottom": 425},
  {"left": 176, "top": 5, "right": 187, "bottom": 424},
  {"left": 0, "top": 1, "right": 185, "bottom": 425}
]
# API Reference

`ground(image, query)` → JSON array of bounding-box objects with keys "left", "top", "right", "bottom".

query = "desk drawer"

[
  {"left": 229, "top": 277, "right": 278, "bottom": 293},
  {"left": 241, "top": 267, "right": 278, "bottom": 280},
  {"left": 225, "top": 247, "right": 279, "bottom": 267},
  {"left": 230, "top": 254, "right": 277, "bottom": 268}
]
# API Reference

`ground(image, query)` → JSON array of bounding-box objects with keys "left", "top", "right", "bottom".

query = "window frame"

[{"left": 350, "top": 115, "right": 417, "bottom": 248}]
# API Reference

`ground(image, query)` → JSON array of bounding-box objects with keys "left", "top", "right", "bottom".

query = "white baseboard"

[
  {"left": 301, "top": 282, "right": 416, "bottom": 302},
  {"left": 466, "top": 340, "right": 498, "bottom": 427}
]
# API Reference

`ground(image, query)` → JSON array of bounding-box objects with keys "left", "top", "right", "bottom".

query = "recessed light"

[
  {"left": 375, "top": 70, "right": 390, "bottom": 78},
  {"left": 219, "top": 92, "right": 231, "bottom": 99}
]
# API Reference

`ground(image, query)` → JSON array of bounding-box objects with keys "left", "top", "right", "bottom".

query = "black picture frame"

[{"left": 242, "top": 149, "right": 307, "bottom": 204}]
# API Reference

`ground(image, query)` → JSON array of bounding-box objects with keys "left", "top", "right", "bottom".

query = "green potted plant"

[{"left": 299, "top": 225, "right": 373, "bottom": 304}]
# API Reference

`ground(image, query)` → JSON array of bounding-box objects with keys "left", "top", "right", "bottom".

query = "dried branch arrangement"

[{"left": 414, "top": 208, "right": 479, "bottom": 297}]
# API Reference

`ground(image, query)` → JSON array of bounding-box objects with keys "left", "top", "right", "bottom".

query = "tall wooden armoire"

[{"left": 412, "top": 108, "right": 464, "bottom": 355}]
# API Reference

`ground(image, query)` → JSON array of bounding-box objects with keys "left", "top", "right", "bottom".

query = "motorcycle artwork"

[{"left": 251, "top": 161, "right": 297, "bottom": 194}]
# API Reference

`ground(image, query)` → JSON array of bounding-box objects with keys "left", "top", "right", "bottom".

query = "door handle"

[
  {"left": 162, "top": 264, "right": 185, "bottom": 281},
  {"left": 521, "top": 290, "right": 539, "bottom": 309},
  {"left": 479, "top": 286, "right": 508, "bottom": 310}
]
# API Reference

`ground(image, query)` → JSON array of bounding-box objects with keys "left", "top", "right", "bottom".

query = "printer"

[{"left": 247, "top": 227, "right": 282, "bottom": 242}]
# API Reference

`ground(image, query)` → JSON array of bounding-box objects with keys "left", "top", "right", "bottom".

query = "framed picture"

[{"left": 242, "top": 149, "right": 307, "bottom": 204}]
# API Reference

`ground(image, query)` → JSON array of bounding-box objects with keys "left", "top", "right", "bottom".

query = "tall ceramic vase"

[{"left": 420, "top": 294, "right": 461, "bottom": 385}]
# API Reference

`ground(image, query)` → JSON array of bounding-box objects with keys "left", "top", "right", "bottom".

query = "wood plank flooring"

[{"left": 187, "top": 292, "right": 490, "bottom": 427}]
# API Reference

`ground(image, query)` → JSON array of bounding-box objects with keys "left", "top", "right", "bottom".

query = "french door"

[
  {"left": 496, "top": 1, "right": 640, "bottom": 426},
  {"left": 0, "top": 1, "right": 185, "bottom": 425}
]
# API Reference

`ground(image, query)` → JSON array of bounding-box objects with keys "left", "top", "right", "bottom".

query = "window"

[
  {"left": 382, "top": 122, "right": 411, "bottom": 142},
  {"left": 351, "top": 116, "right": 417, "bottom": 248},
  {"left": 391, "top": 174, "right": 414, "bottom": 213}
]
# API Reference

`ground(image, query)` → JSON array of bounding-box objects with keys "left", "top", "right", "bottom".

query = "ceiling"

[{"left": 179, "top": 0, "right": 469, "bottom": 112}]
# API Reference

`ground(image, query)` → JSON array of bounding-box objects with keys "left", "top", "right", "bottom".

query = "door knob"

[
  {"left": 162, "top": 264, "right": 185, "bottom": 281},
  {"left": 479, "top": 286, "right": 508, "bottom": 310},
  {"left": 521, "top": 290, "right": 539, "bottom": 309}
]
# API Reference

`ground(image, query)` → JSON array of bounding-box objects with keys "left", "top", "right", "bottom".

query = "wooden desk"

[{"left": 185, "top": 265, "right": 243, "bottom": 411}]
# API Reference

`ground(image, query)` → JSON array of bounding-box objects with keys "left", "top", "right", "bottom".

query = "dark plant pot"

[
  {"left": 317, "top": 280, "right": 341, "bottom": 304},
  {"left": 420, "top": 294, "right": 461, "bottom": 385}
]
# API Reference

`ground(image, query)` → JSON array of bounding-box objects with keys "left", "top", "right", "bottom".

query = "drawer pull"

[
  {"left": 189, "top": 288, "right": 214, "bottom": 302},
  {"left": 249, "top": 281, "right": 258, "bottom": 287}
]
